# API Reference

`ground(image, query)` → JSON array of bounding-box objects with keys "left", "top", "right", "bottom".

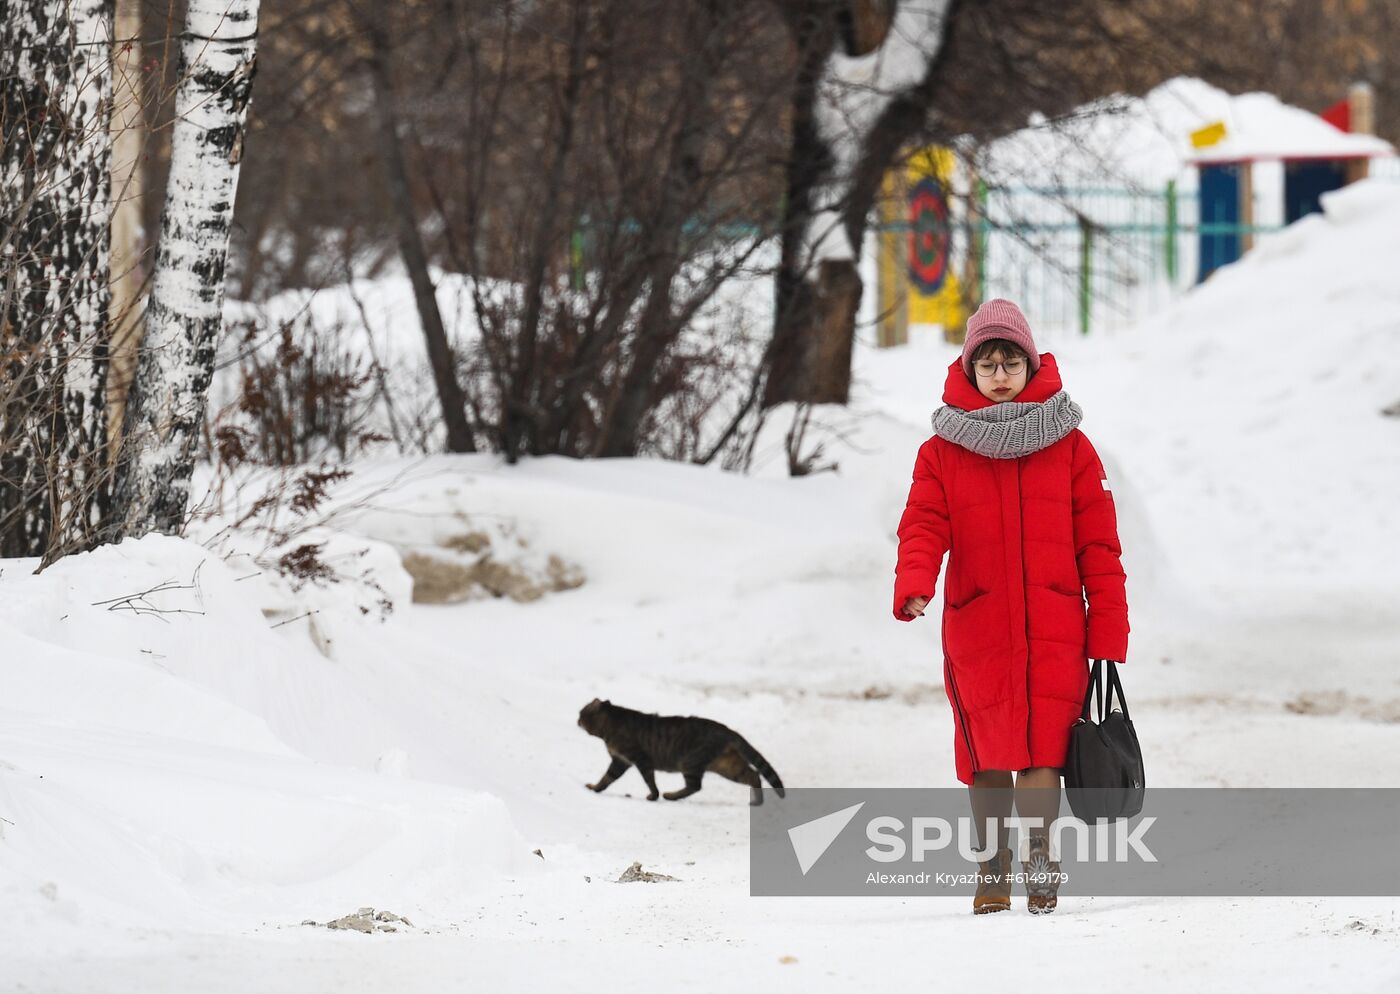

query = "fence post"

[
  {"left": 1164, "top": 180, "right": 1178, "bottom": 283},
  {"left": 570, "top": 221, "right": 586, "bottom": 291},
  {"left": 1078, "top": 214, "right": 1092, "bottom": 336},
  {"left": 876, "top": 171, "right": 910, "bottom": 347},
  {"left": 975, "top": 178, "right": 988, "bottom": 305}
]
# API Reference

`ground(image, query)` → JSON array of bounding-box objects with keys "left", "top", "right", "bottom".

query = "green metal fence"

[{"left": 874, "top": 161, "right": 1400, "bottom": 337}]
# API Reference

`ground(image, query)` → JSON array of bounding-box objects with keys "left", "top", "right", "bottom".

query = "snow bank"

[
  {"left": 0, "top": 535, "right": 534, "bottom": 936},
  {"left": 1078, "top": 177, "right": 1400, "bottom": 595}
]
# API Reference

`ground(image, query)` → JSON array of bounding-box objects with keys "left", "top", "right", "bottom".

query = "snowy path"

[
  {"left": 8, "top": 546, "right": 1400, "bottom": 992},
  {"left": 6, "top": 424, "right": 1400, "bottom": 992}
]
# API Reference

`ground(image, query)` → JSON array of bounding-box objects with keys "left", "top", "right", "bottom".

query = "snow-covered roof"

[
  {"left": 977, "top": 78, "right": 1394, "bottom": 189},
  {"left": 1187, "top": 91, "right": 1393, "bottom": 164}
]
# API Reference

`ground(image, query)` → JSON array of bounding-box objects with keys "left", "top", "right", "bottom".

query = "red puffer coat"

[{"left": 892, "top": 352, "right": 1129, "bottom": 785}]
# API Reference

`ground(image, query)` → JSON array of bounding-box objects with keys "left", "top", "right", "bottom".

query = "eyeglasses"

[{"left": 973, "top": 358, "right": 1027, "bottom": 378}]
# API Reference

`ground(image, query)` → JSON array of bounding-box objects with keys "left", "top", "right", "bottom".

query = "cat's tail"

[{"left": 731, "top": 734, "right": 785, "bottom": 798}]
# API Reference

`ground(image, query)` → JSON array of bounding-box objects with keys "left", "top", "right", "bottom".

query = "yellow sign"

[
  {"left": 877, "top": 146, "right": 967, "bottom": 344},
  {"left": 1190, "top": 121, "right": 1228, "bottom": 149}
]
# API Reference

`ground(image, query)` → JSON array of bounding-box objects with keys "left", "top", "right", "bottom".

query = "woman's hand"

[{"left": 901, "top": 595, "right": 931, "bottom": 619}]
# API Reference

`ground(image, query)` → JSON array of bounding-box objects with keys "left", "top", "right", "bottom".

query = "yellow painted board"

[{"left": 1191, "top": 120, "right": 1228, "bottom": 149}]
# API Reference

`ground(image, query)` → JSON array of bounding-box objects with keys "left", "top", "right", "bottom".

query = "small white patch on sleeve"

[{"left": 1100, "top": 477, "right": 1111, "bottom": 492}]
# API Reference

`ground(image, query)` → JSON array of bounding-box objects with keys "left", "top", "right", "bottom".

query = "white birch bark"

[
  {"left": 111, "top": 0, "right": 260, "bottom": 538},
  {"left": 0, "top": 0, "right": 114, "bottom": 560}
]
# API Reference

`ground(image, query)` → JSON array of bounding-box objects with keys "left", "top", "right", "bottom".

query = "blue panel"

[
  {"left": 1197, "top": 163, "right": 1241, "bottom": 284},
  {"left": 1284, "top": 160, "right": 1347, "bottom": 224}
]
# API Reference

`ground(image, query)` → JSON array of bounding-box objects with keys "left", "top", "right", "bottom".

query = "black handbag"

[{"left": 1064, "top": 658, "right": 1145, "bottom": 821}]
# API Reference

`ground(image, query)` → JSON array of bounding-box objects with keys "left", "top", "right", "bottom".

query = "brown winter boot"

[
  {"left": 972, "top": 847, "right": 1013, "bottom": 914},
  {"left": 1022, "top": 834, "right": 1061, "bottom": 915}
]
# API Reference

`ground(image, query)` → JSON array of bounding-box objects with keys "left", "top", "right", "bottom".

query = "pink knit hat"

[{"left": 961, "top": 298, "right": 1041, "bottom": 378}]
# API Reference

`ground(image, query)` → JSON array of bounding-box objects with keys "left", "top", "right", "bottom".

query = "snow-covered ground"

[{"left": 5, "top": 180, "right": 1400, "bottom": 992}]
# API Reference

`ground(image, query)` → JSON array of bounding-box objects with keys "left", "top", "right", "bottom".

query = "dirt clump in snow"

[
  {"left": 400, "top": 527, "right": 584, "bottom": 605},
  {"left": 304, "top": 907, "right": 415, "bottom": 933},
  {"left": 616, "top": 861, "right": 679, "bottom": 883}
]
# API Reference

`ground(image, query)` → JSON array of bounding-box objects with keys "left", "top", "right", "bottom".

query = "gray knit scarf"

[{"left": 931, "top": 390, "right": 1083, "bottom": 459}]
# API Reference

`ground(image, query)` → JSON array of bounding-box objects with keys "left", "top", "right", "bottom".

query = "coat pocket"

[
  {"left": 942, "top": 588, "right": 1004, "bottom": 712},
  {"left": 947, "top": 588, "right": 989, "bottom": 611},
  {"left": 1027, "top": 584, "right": 1088, "bottom": 655}
]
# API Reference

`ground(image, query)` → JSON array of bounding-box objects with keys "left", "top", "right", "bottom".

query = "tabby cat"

[{"left": 577, "top": 698, "right": 785, "bottom": 806}]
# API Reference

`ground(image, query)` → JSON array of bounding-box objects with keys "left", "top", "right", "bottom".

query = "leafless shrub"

[
  {"left": 205, "top": 315, "right": 391, "bottom": 467},
  {"left": 185, "top": 449, "right": 427, "bottom": 621}
]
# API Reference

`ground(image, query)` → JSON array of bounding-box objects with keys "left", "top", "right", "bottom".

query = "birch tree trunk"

[
  {"left": 1, "top": 0, "right": 114, "bottom": 563},
  {"left": 108, "top": 0, "right": 259, "bottom": 539}
]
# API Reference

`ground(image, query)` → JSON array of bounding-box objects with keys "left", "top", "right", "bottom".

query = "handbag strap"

[
  {"left": 1079, "top": 658, "right": 1104, "bottom": 723},
  {"left": 1079, "top": 659, "right": 1131, "bottom": 724},
  {"left": 1105, "top": 659, "right": 1131, "bottom": 721}
]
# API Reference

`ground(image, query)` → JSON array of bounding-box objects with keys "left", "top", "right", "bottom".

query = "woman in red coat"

[{"left": 892, "top": 298, "right": 1129, "bottom": 916}]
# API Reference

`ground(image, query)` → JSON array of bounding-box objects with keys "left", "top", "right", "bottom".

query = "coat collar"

[{"left": 941, "top": 352, "right": 1064, "bottom": 411}]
